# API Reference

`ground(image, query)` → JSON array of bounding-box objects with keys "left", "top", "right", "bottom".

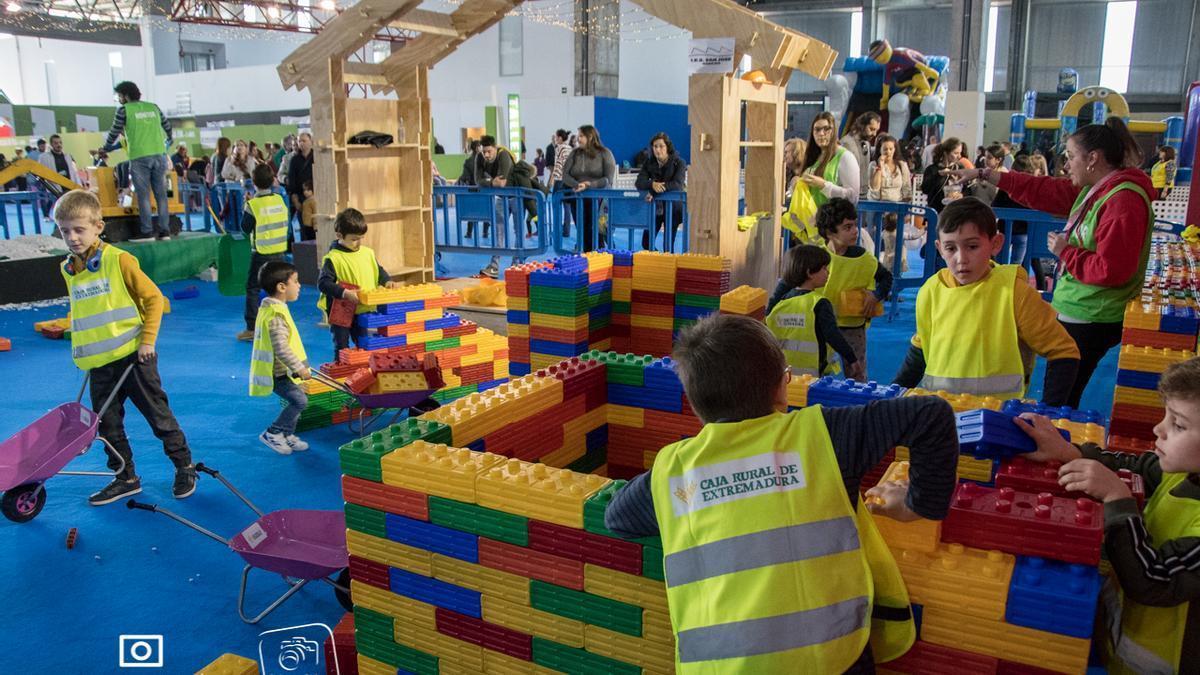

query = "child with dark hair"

[
  {"left": 1015, "top": 356, "right": 1200, "bottom": 673},
  {"left": 317, "top": 208, "right": 397, "bottom": 356},
  {"left": 237, "top": 163, "right": 290, "bottom": 341},
  {"left": 602, "top": 313, "right": 960, "bottom": 672},
  {"left": 893, "top": 196, "right": 1079, "bottom": 405},
  {"left": 251, "top": 260, "right": 311, "bottom": 454},
  {"left": 766, "top": 245, "right": 862, "bottom": 379},
  {"left": 814, "top": 198, "right": 891, "bottom": 380}
]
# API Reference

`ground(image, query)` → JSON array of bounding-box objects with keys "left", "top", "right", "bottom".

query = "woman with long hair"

[
  {"left": 635, "top": 132, "right": 687, "bottom": 250},
  {"left": 561, "top": 124, "right": 617, "bottom": 251},
  {"left": 919, "top": 137, "right": 966, "bottom": 211},
  {"left": 798, "top": 111, "right": 861, "bottom": 208},
  {"left": 868, "top": 134, "right": 911, "bottom": 202},
  {"left": 221, "top": 139, "right": 257, "bottom": 184}
]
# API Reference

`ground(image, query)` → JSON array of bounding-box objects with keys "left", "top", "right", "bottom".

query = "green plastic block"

[
  {"left": 354, "top": 606, "right": 394, "bottom": 639},
  {"left": 611, "top": 301, "right": 632, "bottom": 315},
  {"left": 428, "top": 496, "right": 529, "bottom": 547},
  {"left": 531, "top": 637, "right": 641, "bottom": 675},
  {"left": 642, "top": 545, "right": 664, "bottom": 581},
  {"left": 566, "top": 444, "right": 607, "bottom": 475},
  {"left": 530, "top": 580, "right": 642, "bottom": 637},
  {"left": 356, "top": 635, "right": 438, "bottom": 675},
  {"left": 675, "top": 293, "right": 721, "bottom": 309},
  {"left": 587, "top": 292, "right": 613, "bottom": 308},
  {"left": 345, "top": 503, "right": 388, "bottom": 538},
  {"left": 582, "top": 480, "right": 661, "bottom": 547},
  {"left": 673, "top": 318, "right": 698, "bottom": 331},
  {"left": 424, "top": 336, "right": 461, "bottom": 352}
]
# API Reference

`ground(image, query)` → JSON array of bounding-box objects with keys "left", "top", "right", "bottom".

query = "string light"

[{"left": 5, "top": 2, "right": 21, "bottom": 13}]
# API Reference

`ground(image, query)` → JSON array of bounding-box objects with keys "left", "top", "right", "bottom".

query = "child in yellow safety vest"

[
  {"left": 603, "top": 313, "right": 961, "bottom": 673},
  {"left": 814, "top": 198, "right": 892, "bottom": 381},
  {"left": 250, "top": 260, "right": 311, "bottom": 455},
  {"left": 54, "top": 190, "right": 196, "bottom": 506},
  {"left": 766, "top": 244, "right": 863, "bottom": 380},
  {"left": 892, "top": 197, "right": 1080, "bottom": 405},
  {"left": 317, "top": 208, "right": 398, "bottom": 357},
  {"left": 1015, "top": 357, "right": 1200, "bottom": 674},
  {"left": 237, "top": 163, "right": 291, "bottom": 342}
]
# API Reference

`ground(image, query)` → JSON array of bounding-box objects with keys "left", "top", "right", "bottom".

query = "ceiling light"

[
  {"left": 266, "top": 5, "right": 280, "bottom": 18},
  {"left": 318, "top": 0, "right": 335, "bottom": 10},
  {"left": 4, "top": 2, "right": 20, "bottom": 12}
]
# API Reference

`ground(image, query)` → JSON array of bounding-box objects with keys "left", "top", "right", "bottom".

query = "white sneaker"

[
  {"left": 260, "top": 431, "right": 292, "bottom": 455},
  {"left": 285, "top": 435, "right": 309, "bottom": 452},
  {"left": 129, "top": 236, "right": 155, "bottom": 243}
]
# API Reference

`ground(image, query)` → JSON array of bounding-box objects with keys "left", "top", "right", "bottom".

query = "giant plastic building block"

[
  {"left": 866, "top": 461, "right": 942, "bottom": 552},
  {"left": 995, "top": 457, "right": 1146, "bottom": 509},
  {"left": 999, "top": 400, "right": 1105, "bottom": 425},
  {"left": 878, "top": 640, "right": 1001, "bottom": 675},
  {"left": 942, "top": 483, "right": 1103, "bottom": 565},
  {"left": 475, "top": 459, "right": 610, "bottom": 529},
  {"left": 195, "top": 653, "right": 259, "bottom": 675},
  {"left": 956, "top": 409, "right": 1070, "bottom": 460},
  {"left": 807, "top": 377, "right": 907, "bottom": 408},
  {"left": 1005, "top": 556, "right": 1101, "bottom": 639},
  {"left": 921, "top": 606, "right": 1090, "bottom": 674},
  {"left": 380, "top": 441, "right": 505, "bottom": 503},
  {"left": 903, "top": 387, "right": 1005, "bottom": 412},
  {"left": 893, "top": 542, "right": 1015, "bottom": 620}
]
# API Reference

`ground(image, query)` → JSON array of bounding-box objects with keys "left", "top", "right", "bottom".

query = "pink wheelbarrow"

[
  {"left": 309, "top": 369, "right": 439, "bottom": 436},
  {"left": 0, "top": 364, "right": 135, "bottom": 523},
  {"left": 126, "top": 463, "right": 353, "bottom": 623}
]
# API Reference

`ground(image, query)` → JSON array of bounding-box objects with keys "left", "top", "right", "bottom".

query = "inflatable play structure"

[{"left": 830, "top": 39, "right": 950, "bottom": 142}]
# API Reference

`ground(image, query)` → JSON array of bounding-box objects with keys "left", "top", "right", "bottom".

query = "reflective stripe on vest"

[
  {"left": 806, "top": 146, "right": 845, "bottom": 210},
  {"left": 1053, "top": 181, "right": 1153, "bottom": 323},
  {"left": 248, "top": 194, "right": 290, "bottom": 255},
  {"left": 767, "top": 292, "right": 840, "bottom": 376},
  {"left": 319, "top": 245, "right": 380, "bottom": 313},
  {"left": 650, "top": 407, "right": 908, "bottom": 673},
  {"left": 123, "top": 101, "right": 167, "bottom": 161},
  {"left": 819, "top": 249, "right": 878, "bottom": 328},
  {"left": 249, "top": 301, "right": 308, "bottom": 396},
  {"left": 916, "top": 264, "right": 1026, "bottom": 400},
  {"left": 61, "top": 245, "right": 143, "bottom": 370}
]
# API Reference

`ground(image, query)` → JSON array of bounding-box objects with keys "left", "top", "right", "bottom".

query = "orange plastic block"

[
  {"left": 902, "top": 387, "right": 1004, "bottom": 412},
  {"left": 921, "top": 606, "right": 1090, "bottom": 674},
  {"left": 866, "top": 462, "right": 942, "bottom": 553},
  {"left": 475, "top": 458, "right": 610, "bottom": 528},
  {"left": 893, "top": 543, "right": 1015, "bottom": 620},
  {"left": 0, "top": 337, "right": 10, "bottom": 352},
  {"left": 196, "top": 653, "right": 258, "bottom": 675},
  {"left": 1122, "top": 301, "right": 1162, "bottom": 330},
  {"left": 380, "top": 441, "right": 505, "bottom": 503},
  {"left": 482, "top": 594, "right": 586, "bottom": 648}
]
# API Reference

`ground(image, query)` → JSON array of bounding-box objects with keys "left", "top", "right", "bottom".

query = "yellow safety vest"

[
  {"left": 649, "top": 407, "right": 914, "bottom": 673},
  {"left": 766, "top": 291, "right": 841, "bottom": 377},
  {"left": 248, "top": 193, "right": 290, "bottom": 255},
  {"left": 318, "top": 245, "right": 380, "bottom": 314},
  {"left": 61, "top": 244, "right": 143, "bottom": 370},
  {"left": 1108, "top": 471, "right": 1200, "bottom": 674},
  {"left": 1150, "top": 161, "right": 1170, "bottom": 190},
  {"left": 915, "top": 264, "right": 1025, "bottom": 399},
  {"left": 249, "top": 300, "right": 307, "bottom": 396},
  {"left": 819, "top": 249, "right": 879, "bottom": 329},
  {"left": 781, "top": 185, "right": 820, "bottom": 243},
  {"left": 806, "top": 146, "right": 845, "bottom": 211}
]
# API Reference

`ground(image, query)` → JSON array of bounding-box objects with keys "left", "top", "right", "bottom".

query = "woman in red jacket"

[{"left": 950, "top": 117, "right": 1154, "bottom": 408}]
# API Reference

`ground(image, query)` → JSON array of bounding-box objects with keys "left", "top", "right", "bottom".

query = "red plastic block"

[
  {"left": 329, "top": 283, "right": 359, "bottom": 328},
  {"left": 860, "top": 449, "right": 896, "bottom": 491},
  {"left": 443, "top": 321, "right": 479, "bottom": 338},
  {"left": 630, "top": 302, "right": 675, "bottom": 318},
  {"left": 321, "top": 362, "right": 362, "bottom": 379},
  {"left": 879, "top": 640, "right": 999, "bottom": 674},
  {"left": 996, "top": 660, "right": 1062, "bottom": 675},
  {"left": 435, "top": 608, "right": 533, "bottom": 661},
  {"left": 631, "top": 289, "right": 674, "bottom": 305},
  {"left": 325, "top": 612, "right": 358, "bottom": 675},
  {"left": 530, "top": 325, "right": 591, "bottom": 343},
  {"left": 1108, "top": 417, "right": 1157, "bottom": 440},
  {"left": 942, "top": 483, "right": 1103, "bottom": 565},
  {"left": 477, "top": 537, "right": 585, "bottom": 590},
  {"left": 1111, "top": 402, "right": 1165, "bottom": 424},
  {"left": 370, "top": 352, "right": 421, "bottom": 374},
  {"left": 607, "top": 464, "right": 644, "bottom": 480},
  {"left": 996, "top": 457, "right": 1146, "bottom": 510},
  {"left": 348, "top": 555, "right": 390, "bottom": 590},
  {"left": 483, "top": 395, "right": 585, "bottom": 460},
  {"left": 0, "top": 337, "right": 10, "bottom": 352},
  {"left": 331, "top": 409, "right": 353, "bottom": 424},
  {"left": 342, "top": 475, "right": 429, "bottom": 520},
  {"left": 40, "top": 327, "right": 65, "bottom": 339},
  {"left": 345, "top": 368, "right": 377, "bottom": 395},
  {"left": 527, "top": 520, "right": 643, "bottom": 576},
  {"left": 422, "top": 353, "right": 444, "bottom": 389},
  {"left": 1121, "top": 327, "right": 1197, "bottom": 351},
  {"left": 1106, "top": 434, "right": 1156, "bottom": 455},
  {"left": 66, "top": 527, "right": 78, "bottom": 549},
  {"left": 643, "top": 409, "right": 702, "bottom": 437}
]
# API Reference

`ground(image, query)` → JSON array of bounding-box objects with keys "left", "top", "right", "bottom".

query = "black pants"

[
  {"left": 569, "top": 199, "right": 604, "bottom": 252},
  {"left": 1059, "top": 320, "right": 1124, "bottom": 409},
  {"left": 90, "top": 352, "right": 192, "bottom": 480},
  {"left": 245, "top": 252, "right": 285, "bottom": 331},
  {"left": 642, "top": 201, "right": 683, "bottom": 250},
  {"left": 332, "top": 324, "right": 366, "bottom": 356}
]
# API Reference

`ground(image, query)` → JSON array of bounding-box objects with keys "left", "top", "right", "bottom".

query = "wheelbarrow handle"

[
  {"left": 126, "top": 499, "right": 156, "bottom": 512},
  {"left": 194, "top": 463, "right": 219, "bottom": 477},
  {"left": 309, "top": 369, "right": 354, "bottom": 395}
]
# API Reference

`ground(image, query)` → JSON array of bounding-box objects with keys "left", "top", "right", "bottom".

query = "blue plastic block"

[
  {"left": 1116, "top": 369, "right": 1161, "bottom": 390},
  {"left": 467, "top": 438, "right": 486, "bottom": 453},
  {"left": 384, "top": 513, "right": 479, "bottom": 563},
  {"left": 424, "top": 314, "right": 462, "bottom": 331},
  {"left": 172, "top": 285, "right": 199, "bottom": 300},
  {"left": 1005, "top": 556, "right": 1101, "bottom": 639},
  {"left": 806, "top": 377, "right": 907, "bottom": 408},
  {"left": 588, "top": 305, "right": 613, "bottom": 320},
  {"left": 644, "top": 358, "right": 684, "bottom": 390},
  {"left": 359, "top": 334, "right": 407, "bottom": 350},
  {"left": 586, "top": 424, "right": 609, "bottom": 451},
  {"left": 529, "top": 339, "right": 591, "bottom": 357},
  {"left": 1160, "top": 305, "right": 1200, "bottom": 335},
  {"left": 956, "top": 409, "right": 1071, "bottom": 460},
  {"left": 1000, "top": 400, "right": 1105, "bottom": 425},
  {"left": 509, "top": 362, "right": 532, "bottom": 376},
  {"left": 389, "top": 567, "right": 482, "bottom": 618},
  {"left": 600, "top": 249, "right": 635, "bottom": 266},
  {"left": 674, "top": 305, "right": 716, "bottom": 320},
  {"left": 357, "top": 312, "right": 411, "bottom": 328},
  {"left": 588, "top": 280, "right": 613, "bottom": 295},
  {"left": 478, "top": 378, "right": 508, "bottom": 392},
  {"left": 377, "top": 300, "right": 426, "bottom": 316},
  {"left": 530, "top": 267, "right": 589, "bottom": 288},
  {"left": 607, "top": 383, "right": 683, "bottom": 413},
  {"left": 506, "top": 310, "right": 530, "bottom": 325},
  {"left": 550, "top": 254, "right": 589, "bottom": 273}
]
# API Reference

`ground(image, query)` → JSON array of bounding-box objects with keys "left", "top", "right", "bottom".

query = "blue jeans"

[
  {"left": 1009, "top": 234, "right": 1029, "bottom": 269},
  {"left": 130, "top": 154, "right": 170, "bottom": 236},
  {"left": 268, "top": 376, "right": 308, "bottom": 435}
]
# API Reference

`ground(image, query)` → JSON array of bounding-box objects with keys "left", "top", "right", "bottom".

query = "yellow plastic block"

[
  {"left": 507, "top": 296, "right": 530, "bottom": 311},
  {"left": 787, "top": 373, "right": 816, "bottom": 407},
  {"left": 921, "top": 607, "right": 1090, "bottom": 674},
  {"left": 642, "top": 609, "right": 675, "bottom": 645},
  {"left": 584, "top": 251, "right": 615, "bottom": 268},
  {"left": 1053, "top": 418, "right": 1106, "bottom": 448},
  {"left": 719, "top": 285, "right": 768, "bottom": 312},
  {"left": 865, "top": 462, "right": 943, "bottom": 553},
  {"left": 675, "top": 253, "right": 730, "bottom": 271},
  {"left": 33, "top": 317, "right": 70, "bottom": 333},
  {"left": 476, "top": 458, "right": 610, "bottom": 528},
  {"left": 607, "top": 404, "right": 645, "bottom": 428},
  {"left": 376, "top": 371, "right": 430, "bottom": 393},
  {"left": 530, "top": 312, "right": 589, "bottom": 330},
  {"left": 356, "top": 655, "right": 397, "bottom": 675},
  {"left": 562, "top": 407, "right": 607, "bottom": 441},
  {"left": 484, "top": 648, "right": 560, "bottom": 675},
  {"left": 590, "top": 339, "right": 612, "bottom": 351},
  {"left": 196, "top": 653, "right": 258, "bottom": 675},
  {"left": 1117, "top": 344, "right": 1196, "bottom": 373},
  {"left": 631, "top": 314, "right": 674, "bottom": 330},
  {"left": 442, "top": 373, "right": 462, "bottom": 388},
  {"left": 394, "top": 621, "right": 483, "bottom": 673},
  {"left": 508, "top": 323, "right": 529, "bottom": 338},
  {"left": 431, "top": 553, "right": 531, "bottom": 606},
  {"left": 350, "top": 580, "right": 438, "bottom": 631},
  {"left": 492, "top": 361, "right": 510, "bottom": 380},
  {"left": 302, "top": 378, "right": 336, "bottom": 395},
  {"left": 585, "top": 625, "right": 676, "bottom": 673},
  {"left": 482, "top": 594, "right": 586, "bottom": 647},
  {"left": 584, "top": 564, "right": 668, "bottom": 613},
  {"left": 893, "top": 543, "right": 1015, "bottom": 621},
  {"left": 531, "top": 353, "right": 564, "bottom": 370},
  {"left": 612, "top": 277, "right": 633, "bottom": 299},
  {"left": 359, "top": 282, "right": 445, "bottom": 305},
  {"left": 1113, "top": 385, "right": 1164, "bottom": 408},
  {"left": 346, "top": 530, "right": 433, "bottom": 576},
  {"left": 406, "top": 308, "right": 445, "bottom": 323},
  {"left": 541, "top": 441, "right": 586, "bottom": 468},
  {"left": 902, "top": 388, "right": 1004, "bottom": 412},
  {"left": 420, "top": 377, "right": 564, "bottom": 445},
  {"left": 406, "top": 329, "right": 444, "bottom": 345},
  {"left": 1122, "top": 301, "right": 1162, "bottom": 331},
  {"left": 895, "top": 446, "right": 993, "bottom": 482},
  {"left": 381, "top": 441, "right": 505, "bottom": 503}
]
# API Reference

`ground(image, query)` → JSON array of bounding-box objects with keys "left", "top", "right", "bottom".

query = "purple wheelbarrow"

[
  {"left": 309, "top": 369, "right": 439, "bottom": 437},
  {"left": 127, "top": 463, "right": 352, "bottom": 624},
  {"left": 0, "top": 365, "right": 135, "bottom": 523}
]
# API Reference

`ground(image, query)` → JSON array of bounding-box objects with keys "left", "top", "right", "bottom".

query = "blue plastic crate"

[
  {"left": 385, "top": 513, "right": 478, "bottom": 563},
  {"left": 956, "top": 409, "right": 1070, "bottom": 460},
  {"left": 389, "top": 567, "right": 482, "bottom": 618},
  {"left": 506, "top": 310, "right": 530, "bottom": 325},
  {"left": 376, "top": 300, "right": 426, "bottom": 316},
  {"left": 1000, "top": 400, "right": 1105, "bottom": 425},
  {"left": 1115, "top": 368, "right": 1161, "bottom": 390},
  {"left": 608, "top": 383, "right": 683, "bottom": 413},
  {"left": 806, "top": 377, "right": 907, "bottom": 408},
  {"left": 358, "top": 334, "right": 407, "bottom": 350},
  {"left": 1006, "top": 556, "right": 1101, "bottom": 639}
]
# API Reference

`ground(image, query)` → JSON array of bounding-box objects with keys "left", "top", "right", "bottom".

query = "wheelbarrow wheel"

[
  {"left": 333, "top": 568, "right": 353, "bottom": 612},
  {"left": 2, "top": 483, "right": 46, "bottom": 523}
]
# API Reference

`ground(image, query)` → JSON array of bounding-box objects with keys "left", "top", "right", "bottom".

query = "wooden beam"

[
  {"left": 342, "top": 62, "right": 390, "bottom": 87},
  {"left": 390, "top": 8, "right": 459, "bottom": 36},
  {"left": 378, "top": 0, "right": 522, "bottom": 78}
]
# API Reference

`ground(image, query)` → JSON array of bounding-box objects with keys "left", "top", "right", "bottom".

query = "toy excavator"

[{"left": 0, "top": 159, "right": 185, "bottom": 240}]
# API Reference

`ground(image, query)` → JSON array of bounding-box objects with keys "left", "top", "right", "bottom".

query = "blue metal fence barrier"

[
  {"left": 550, "top": 188, "right": 688, "bottom": 254},
  {"left": 0, "top": 191, "right": 55, "bottom": 239},
  {"left": 433, "top": 185, "right": 549, "bottom": 264}
]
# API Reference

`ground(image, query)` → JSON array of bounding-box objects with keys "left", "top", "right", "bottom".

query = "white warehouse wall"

[
  {"left": 0, "top": 33, "right": 148, "bottom": 106},
  {"left": 616, "top": 2, "right": 689, "bottom": 105}
]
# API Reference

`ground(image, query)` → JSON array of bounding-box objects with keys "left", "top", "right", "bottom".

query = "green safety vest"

[
  {"left": 806, "top": 146, "right": 846, "bottom": 210},
  {"left": 766, "top": 291, "right": 841, "bottom": 376},
  {"left": 123, "top": 101, "right": 167, "bottom": 161},
  {"left": 916, "top": 264, "right": 1025, "bottom": 400},
  {"left": 649, "top": 407, "right": 915, "bottom": 672},
  {"left": 818, "top": 248, "right": 879, "bottom": 329},
  {"left": 318, "top": 245, "right": 381, "bottom": 314},
  {"left": 248, "top": 193, "right": 290, "bottom": 255},
  {"left": 61, "top": 244, "right": 143, "bottom": 370},
  {"left": 249, "top": 301, "right": 307, "bottom": 396},
  {"left": 1052, "top": 181, "right": 1153, "bottom": 324}
]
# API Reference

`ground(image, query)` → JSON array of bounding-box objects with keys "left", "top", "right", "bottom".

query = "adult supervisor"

[
  {"left": 950, "top": 117, "right": 1154, "bottom": 408},
  {"left": 101, "top": 81, "right": 173, "bottom": 240}
]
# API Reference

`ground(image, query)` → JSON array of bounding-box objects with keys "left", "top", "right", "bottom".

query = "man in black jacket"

[{"left": 286, "top": 132, "right": 314, "bottom": 240}]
